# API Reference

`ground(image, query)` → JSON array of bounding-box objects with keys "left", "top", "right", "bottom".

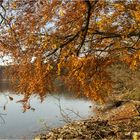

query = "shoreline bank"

[{"left": 35, "top": 101, "right": 140, "bottom": 140}]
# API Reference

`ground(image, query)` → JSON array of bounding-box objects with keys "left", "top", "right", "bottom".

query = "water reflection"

[
  {"left": 0, "top": 83, "right": 94, "bottom": 139},
  {"left": 0, "top": 112, "right": 6, "bottom": 124}
]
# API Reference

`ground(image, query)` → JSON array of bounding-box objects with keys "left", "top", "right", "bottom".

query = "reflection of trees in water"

[
  {"left": 0, "top": 93, "right": 9, "bottom": 124},
  {"left": 0, "top": 82, "right": 90, "bottom": 112},
  {"left": 0, "top": 112, "right": 6, "bottom": 124},
  {"left": 0, "top": 82, "right": 87, "bottom": 98},
  {"left": 0, "top": 82, "right": 11, "bottom": 92}
]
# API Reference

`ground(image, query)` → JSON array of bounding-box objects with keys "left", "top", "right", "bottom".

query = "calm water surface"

[{"left": 0, "top": 87, "right": 94, "bottom": 139}]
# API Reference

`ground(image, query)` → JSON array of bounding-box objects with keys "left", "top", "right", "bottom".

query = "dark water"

[{"left": 0, "top": 83, "right": 94, "bottom": 139}]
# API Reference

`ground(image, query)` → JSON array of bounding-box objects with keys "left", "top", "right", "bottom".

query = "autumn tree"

[{"left": 0, "top": 0, "right": 140, "bottom": 104}]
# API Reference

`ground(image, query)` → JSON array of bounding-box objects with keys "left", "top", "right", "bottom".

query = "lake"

[{"left": 0, "top": 83, "right": 94, "bottom": 139}]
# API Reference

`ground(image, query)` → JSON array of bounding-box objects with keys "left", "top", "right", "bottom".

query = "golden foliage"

[{"left": 0, "top": 0, "right": 140, "bottom": 106}]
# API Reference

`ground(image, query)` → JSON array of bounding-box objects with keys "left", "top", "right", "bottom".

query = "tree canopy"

[{"left": 0, "top": 0, "right": 140, "bottom": 104}]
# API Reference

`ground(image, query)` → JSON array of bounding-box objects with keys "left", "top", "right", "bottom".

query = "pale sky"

[{"left": 0, "top": 53, "right": 13, "bottom": 66}]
